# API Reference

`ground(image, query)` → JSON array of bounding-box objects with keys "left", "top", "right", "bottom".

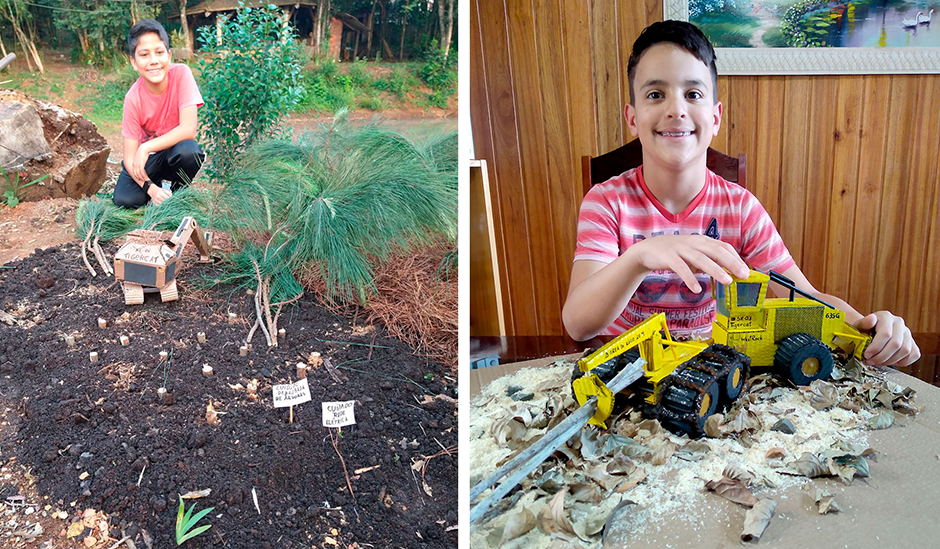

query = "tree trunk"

[
  {"left": 311, "top": 4, "right": 320, "bottom": 50},
  {"left": 437, "top": 0, "right": 444, "bottom": 45},
  {"left": 1, "top": 34, "right": 7, "bottom": 57},
  {"left": 398, "top": 0, "right": 409, "bottom": 60},
  {"left": 180, "top": 0, "right": 190, "bottom": 49},
  {"left": 2, "top": 1, "right": 42, "bottom": 74},
  {"left": 441, "top": 0, "right": 454, "bottom": 59},
  {"left": 365, "top": 0, "right": 376, "bottom": 59}
]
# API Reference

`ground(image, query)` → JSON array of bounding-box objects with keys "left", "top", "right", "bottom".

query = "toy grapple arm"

[{"left": 169, "top": 216, "right": 211, "bottom": 263}]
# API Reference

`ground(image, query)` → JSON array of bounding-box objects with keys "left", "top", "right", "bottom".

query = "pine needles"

[{"left": 75, "top": 197, "right": 141, "bottom": 276}]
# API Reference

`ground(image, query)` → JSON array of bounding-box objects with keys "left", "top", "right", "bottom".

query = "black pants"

[{"left": 112, "top": 139, "right": 205, "bottom": 209}]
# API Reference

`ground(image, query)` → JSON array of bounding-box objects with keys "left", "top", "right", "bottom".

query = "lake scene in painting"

[{"left": 690, "top": 0, "right": 940, "bottom": 48}]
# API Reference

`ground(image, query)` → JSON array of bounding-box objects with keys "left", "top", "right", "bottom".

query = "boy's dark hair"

[
  {"left": 128, "top": 19, "right": 170, "bottom": 57},
  {"left": 627, "top": 20, "right": 718, "bottom": 105}
]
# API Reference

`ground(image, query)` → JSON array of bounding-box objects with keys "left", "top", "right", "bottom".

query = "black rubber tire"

[
  {"left": 722, "top": 360, "right": 747, "bottom": 401},
  {"left": 660, "top": 370, "right": 719, "bottom": 435},
  {"left": 774, "top": 333, "right": 833, "bottom": 385}
]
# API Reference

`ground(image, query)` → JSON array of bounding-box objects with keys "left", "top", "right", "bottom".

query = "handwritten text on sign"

[
  {"left": 272, "top": 378, "right": 312, "bottom": 408},
  {"left": 322, "top": 400, "right": 357, "bottom": 428}
]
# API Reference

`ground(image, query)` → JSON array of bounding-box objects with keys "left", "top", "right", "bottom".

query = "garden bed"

[{"left": 0, "top": 242, "right": 457, "bottom": 548}]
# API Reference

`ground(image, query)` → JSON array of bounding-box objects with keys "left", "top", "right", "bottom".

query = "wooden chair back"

[{"left": 581, "top": 139, "right": 746, "bottom": 196}]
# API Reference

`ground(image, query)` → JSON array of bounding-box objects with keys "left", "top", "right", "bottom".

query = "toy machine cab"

[{"left": 711, "top": 270, "right": 872, "bottom": 385}]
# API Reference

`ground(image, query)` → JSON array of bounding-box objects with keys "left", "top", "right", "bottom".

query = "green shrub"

[
  {"left": 357, "top": 94, "right": 387, "bottom": 111},
  {"left": 347, "top": 58, "right": 372, "bottom": 87},
  {"left": 418, "top": 40, "right": 456, "bottom": 92},
  {"left": 196, "top": 4, "right": 304, "bottom": 178}
]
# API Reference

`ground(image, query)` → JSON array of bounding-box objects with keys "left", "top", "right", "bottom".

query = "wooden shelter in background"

[{"left": 172, "top": 0, "right": 375, "bottom": 61}]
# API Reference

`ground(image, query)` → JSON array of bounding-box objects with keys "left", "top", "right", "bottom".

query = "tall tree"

[
  {"left": 180, "top": 0, "right": 190, "bottom": 49},
  {"left": 0, "top": 0, "right": 43, "bottom": 74},
  {"left": 437, "top": 0, "right": 453, "bottom": 59}
]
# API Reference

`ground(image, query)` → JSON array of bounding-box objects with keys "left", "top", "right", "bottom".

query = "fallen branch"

[
  {"left": 329, "top": 429, "right": 357, "bottom": 504},
  {"left": 105, "top": 536, "right": 132, "bottom": 549}
]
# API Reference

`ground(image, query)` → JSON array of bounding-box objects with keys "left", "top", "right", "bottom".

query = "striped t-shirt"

[{"left": 574, "top": 166, "right": 795, "bottom": 339}]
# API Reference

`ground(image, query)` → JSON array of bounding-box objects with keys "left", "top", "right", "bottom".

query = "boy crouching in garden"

[
  {"left": 113, "top": 19, "right": 204, "bottom": 208},
  {"left": 563, "top": 21, "right": 919, "bottom": 368}
]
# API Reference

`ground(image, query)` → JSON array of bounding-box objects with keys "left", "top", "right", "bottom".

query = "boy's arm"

[
  {"left": 123, "top": 137, "right": 172, "bottom": 204},
  {"left": 131, "top": 104, "right": 198, "bottom": 178},
  {"left": 562, "top": 235, "right": 749, "bottom": 341},
  {"left": 769, "top": 264, "right": 921, "bottom": 367}
]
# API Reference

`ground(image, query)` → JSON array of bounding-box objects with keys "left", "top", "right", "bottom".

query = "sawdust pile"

[
  {"left": 469, "top": 357, "right": 923, "bottom": 548},
  {"left": 302, "top": 242, "right": 457, "bottom": 374}
]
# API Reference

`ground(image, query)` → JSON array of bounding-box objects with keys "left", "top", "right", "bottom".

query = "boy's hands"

[
  {"left": 632, "top": 235, "right": 750, "bottom": 292},
  {"left": 854, "top": 311, "right": 921, "bottom": 367},
  {"left": 146, "top": 183, "right": 172, "bottom": 206}
]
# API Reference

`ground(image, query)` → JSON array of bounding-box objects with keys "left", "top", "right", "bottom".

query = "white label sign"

[
  {"left": 272, "top": 378, "right": 312, "bottom": 408},
  {"left": 322, "top": 400, "right": 357, "bottom": 428}
]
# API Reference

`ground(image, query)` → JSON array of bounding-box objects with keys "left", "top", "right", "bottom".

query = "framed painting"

[{"left": 665, "top": 0, "right": 940, "bottom": 74}]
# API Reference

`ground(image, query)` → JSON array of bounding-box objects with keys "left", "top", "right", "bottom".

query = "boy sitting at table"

[{"left": 562, "top": 20, "right": 919, "bottom": 368}]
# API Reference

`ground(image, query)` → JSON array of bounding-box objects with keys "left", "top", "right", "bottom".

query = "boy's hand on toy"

[
  {"left": 147, "top": 184, "right": 172, "bottom": 206},
  {"left": 633, "top": 235, "right": 750, "bottom": 293},
  {"left": 855, "top": 311, "right": 921, "bottom": 367}
]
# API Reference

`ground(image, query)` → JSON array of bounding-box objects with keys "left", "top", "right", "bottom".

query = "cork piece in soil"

[
  {"left": 469, "top": 358, "right": 928, "bottom": 549},
  {"left": 0, "top": 243, "right": 457, "bottom": 548}
]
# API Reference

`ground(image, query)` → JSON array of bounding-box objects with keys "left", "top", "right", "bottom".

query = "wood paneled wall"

[{"left": 470, "top": 0, "right": 940, "bottom": 337}]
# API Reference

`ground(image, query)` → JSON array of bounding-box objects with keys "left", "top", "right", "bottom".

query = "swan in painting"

[
  {"left": 903, "top": 12, "right": 923, "bottom": 28},
  {"left": 919, "top": 9, "right": 935, "bottom": 25}
]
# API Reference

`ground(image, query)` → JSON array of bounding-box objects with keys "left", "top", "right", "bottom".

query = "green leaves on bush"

[
  {"left": 175, "top": 495, "right": 214, "bottom": 546},
  {"left": 196, "top": 3, "right": 304, "bottom": 178}
]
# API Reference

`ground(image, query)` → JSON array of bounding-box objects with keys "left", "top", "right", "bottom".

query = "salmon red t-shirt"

[
  {"left": 121, "top": 63, "right": 203, "bottom": 144},
  {"left": 574, "top": 166, "right": 795, "bottom": 339}
]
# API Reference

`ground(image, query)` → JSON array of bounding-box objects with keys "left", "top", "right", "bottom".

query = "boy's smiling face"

[
  {"left": 625, "top": 43, "right": 722, "bottom": 173},
  {"left": 130, "top": 31, "right": 171, "bottom": 94}
]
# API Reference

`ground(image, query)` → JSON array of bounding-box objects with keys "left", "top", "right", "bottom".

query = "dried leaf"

[
  {"left": 808, "top": 380, "right": 839, "bottom": 410},
  {"left": 784, "top": 452, "right": 829, "bottom": 478},
  {"left": 704, "top": 413, "right": 724, "bottom": 438},
  {"left": 832, "top": 454, "right": 870, "bottom": 481},
  {"left": 704, "top": 477, "right": 758, "bottom": 507},
  {"left": 500, "top": 507, "right": 536, "bottom": 543},
  {"left": 813, "top": 490, "right": 841, "bottom": 514},
  {"left": 867, "top": 410, "right": 895, "bottom": 430},
  {"left": 181, "top": 489, "right": 211, "bottom": 499},
  {"left": 765, "top": 447, "right": 787, "bottom": 459},
  {"left": 536, "top": 378, "right": 565, "bottom": 392},
  {"left": 615, "top": 468, "right": 647, "bottom": 493},
  {"left": 584, "top": 464, "right": 619, "bottom": 491},
  {"left": 741, "top": 498, "right": 777, "bottom": 542},
  {"left": 722, "top": 464, "right": 756, "bottom": 486},
  {"left": 568, "top": 483, "right": 601, "bottom": 504},
  {"left": 569, "top": 502, "right": 609, "bottom": 537},
  {"left": 579, "top": 429, "right": 604, "bottom": 460},
  {"left": 606, "top": 435, "right": 650, "bottom": 458},
  {"left": 422, "top": 479, "right": 433, "bottom": 497},
  {"left": 614, "top": 421, "right": 638, "bottom": 439},
  {"left": 724, "top": 409, "right": 761, "bottom": 433},
  {"left": 649, "top": 441, "right": 677, "bottom": 466},
  {"left": 537, "top": 488, "right": 575, "bottom": 536},
  {"left": 636, "top": 419, "right": 664, "bottom": 437},
  {"left": 491, "top": 417, "right": 527, "bottom": 447},
  {"left": 606, "top": 454, "right": 636, "bottom": 475},
  {"left": 601, "top": 499, "right": 636, "bottom": 544},
  {"left": 675, "top": 440, "right": 711, "bottom": 461}
]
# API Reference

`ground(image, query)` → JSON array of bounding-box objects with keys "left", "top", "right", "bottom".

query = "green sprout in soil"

[
  {"left": 0, "top": 166, "right": 49, "bottom": 208},
  {"left": 175, "top": 495, "right": 214, "bottom": 546}
]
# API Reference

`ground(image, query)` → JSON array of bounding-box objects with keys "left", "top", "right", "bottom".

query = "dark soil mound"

[{"left": 0, "top": 243, "right": 457, "bottom": 548}]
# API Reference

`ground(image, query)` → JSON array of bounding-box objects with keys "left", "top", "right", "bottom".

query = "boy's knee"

[
  {"left": 170, "top": 140, "right": 205, "bottom": 169},
  {"left": 113, "top": 193, "right": 145, "bottom": 209}
]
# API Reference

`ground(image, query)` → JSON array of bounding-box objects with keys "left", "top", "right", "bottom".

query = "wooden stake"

[
  {"left": 97, "top": 317, "right": 107, "bottom": 329},
  {"left": 159, "top": 351, "right": 168, "bottom": 361},
  {"left": 65, "top": 335, "right": 75, "bottom": 348},
  {"left": 119, "top": 335, "right": 129, "bottom": 346},
  {"left": 278, "top": 328, "right": 286, "bottom": 340},
  {"left": 228, "top": 312, "right": 237, "bottom": 324},
  {"left": 296, "top": 362, "right": 307, "bottom": 379},
  {"left": 239, "top": 345, "right": 249, "bottom": 357},
  {"left": 89, "top": 352, "right": 98, "bottom": 363},
  {"left": 197, "top": 332, "right": 207, "bottom": 344},
  {"left": 202, "top": 364, "right": 213, "bottom": 376}
]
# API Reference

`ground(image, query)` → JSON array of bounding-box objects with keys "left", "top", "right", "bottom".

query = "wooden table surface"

[{"left": 469, "top": 333, "right": 940, "bottom": 386}]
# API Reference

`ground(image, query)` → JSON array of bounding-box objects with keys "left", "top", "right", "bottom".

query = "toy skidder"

[
  {"left": 113, "top": 216, "right": 212, "bottom": 305},
  {"left": 572, "top": 269, "right": 873, "bottom": 436}
]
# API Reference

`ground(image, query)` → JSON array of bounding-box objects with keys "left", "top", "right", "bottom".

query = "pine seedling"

[{"left": 175, "top": 495, "right": 214, "bottom": 546}]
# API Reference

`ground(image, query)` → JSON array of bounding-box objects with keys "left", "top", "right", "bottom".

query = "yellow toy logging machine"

[{"left": 572, "top": 270, "right": 872, "bottom": 436}]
